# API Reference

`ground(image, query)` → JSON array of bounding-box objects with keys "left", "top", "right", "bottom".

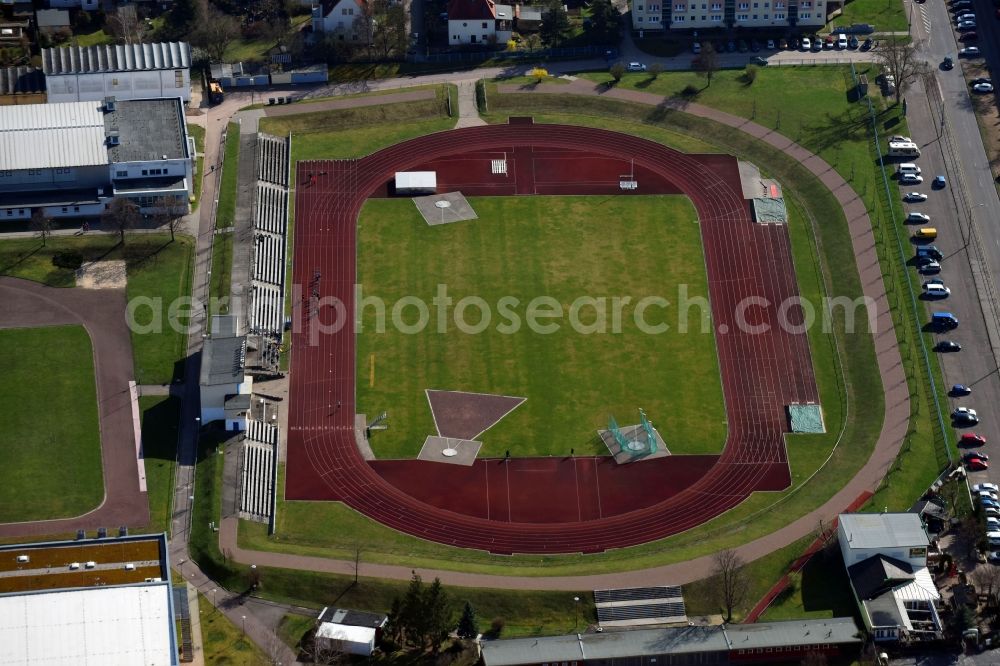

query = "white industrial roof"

[
  {"left": 0, "top": 101, "right": 107, "bottom": 171},
  {"left": 316, "top": 622, "right": 376, "bottom": 645},
  {"left": 0, "top": 584, "right": 174, "bottom": 665},
  {"left": 839, "top": 512, "right": 929, "bottom": 550},
  {"left": 395, "top": 171, "right": 437, "bottom": 190}
]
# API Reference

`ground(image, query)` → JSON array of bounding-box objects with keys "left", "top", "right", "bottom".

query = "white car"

[
  {"left": 974, "top": 82, "right": 994, "bottom": 93},
  {"left": 919, "top": 259, "right": 941, "bottom": 274},
  {"left": 900, "top": 174, "right": 924, "bottom": 185},
  {"left": 988, "top": 507, "right": 1000, "bottom": 518},
  {"left": 959, "top": 46, "right": 981, "bottom": 57},
  {"left": 626, "top": 62, "right": 647, "bottom": 72},
  {"left": 906, "top": 212, "right": 931, "bottom": 223},
  {"left": 975, "top": 483, "right": 1000, "bottom": 493},
  {"left": 905, "top": 192, "right": 928, "bottom": 202},
  {"left": 958, "top": 21, "right": 978, "bottom": 30},
  {"left": 801, "top": 37, "right": 811, "bottom": 50},
  {"left": 767, "top": 39, "right": 776, "bottom": 49},
  {"left": 837, "top": 33, "right": 848, "bottom": 49},
  {"left": 922, "top": 280, "right": 951, "bottom": 297},
  {"left": 956, "top": 12, "right": 976, "bottom": 21}
]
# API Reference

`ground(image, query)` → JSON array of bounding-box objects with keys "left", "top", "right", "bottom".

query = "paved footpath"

[{"left": 219, "top": 80, "right": 909, "bottom": 590}]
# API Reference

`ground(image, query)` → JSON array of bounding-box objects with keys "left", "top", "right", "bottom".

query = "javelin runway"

[{"left": 286, "top": 122, "right": 817, "bottom": 554}]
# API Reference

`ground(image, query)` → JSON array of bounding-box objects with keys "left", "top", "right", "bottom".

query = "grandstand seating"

[
  {"left": 594, "top": 586, "right": 683, "bottom": 603},
  {"left": 238, "top": 421, "right": 279, "bottom": 522},
  {"left": 596, "top": 601, "right": 687, "bottom": 624},
  {"left": 256, "top": 134, "right": 290, "bottom": 187},
  {"left": 248, "top": 133, "right": 290, "bottom": 339}
]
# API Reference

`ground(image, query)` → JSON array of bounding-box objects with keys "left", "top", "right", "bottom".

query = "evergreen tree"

[
  {"left": 386, "top": 597, "right": 404, "bottom": 644},
  {"left": 167, "top": 0, "right": 199, "bottom": 34},
  {"left": 588, "top": 0, "right": 621, "bottom": 43},
  {"left": 423, "top": 577, "right": 452, "bottom": 653},
  {"left": 400, "top": 572, "right": 426, "bottom": 647},
  {"left": 540, "top": 0, "right": 571, "bottom": 47},
  {"left": 457, "top": 601, "right": 479, "bottom": 639}
]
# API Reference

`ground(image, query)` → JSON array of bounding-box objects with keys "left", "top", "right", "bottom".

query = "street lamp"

[
  {"left": 573, "top": 596, "right": 581, "bottom": 631},
  {"left": 241, "top": 615, "right": 247, "bottom": 636},
  {"left": 211, "top": 587, "right": 216, "bottom": 608}
]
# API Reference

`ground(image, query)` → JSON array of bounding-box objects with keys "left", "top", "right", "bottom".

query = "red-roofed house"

[
  {"left": 312, "top": 0, "right": 371, "bottom": 41},
  {"left": 448, "top": 0, "right": 513, "bottom": 45}
]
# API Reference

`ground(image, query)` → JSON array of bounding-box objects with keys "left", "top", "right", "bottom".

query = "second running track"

[{"left": 287, "top": 122, "right": 818, "bottom": 554}]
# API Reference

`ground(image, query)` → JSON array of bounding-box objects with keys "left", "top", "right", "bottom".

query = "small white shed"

[
  {"left": 315, "top": 622, "right": 377, "bottom": 656},
  {"left": 395, "top": 171, "right": 437, "bottom": 195}
]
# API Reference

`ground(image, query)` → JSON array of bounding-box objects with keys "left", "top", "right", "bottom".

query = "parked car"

[
  {"left": 919, "top": 260, "right": 942, "bottom": 274},
  {"left": 692, "top": 42, "right": 702, "bottom": 54},
  {"left": 917, "top": 245, "right": 944, "bottom": 261},
  {"left": 906, "top": 212, "right": 931, "bottom": 223},
  {"left": 627, "top": 62, "right": 647, "bottom": 72},
  {"left": 953, "top": 407, "right": 980, "bottom": 424},
  {"left": 751, "top": 39, "right": 761, "bottom": 52},
  {"left": 988, "top": 552, "right": 1000, "bottom": 564},
  {"left": 727, "top": 40, "right": 737, "bottom": 52},
  {"left": 968, "top": 457, "right": 989, "bottom": 471},
  {"left": 943, "top": 56, "right": 955, "bottom": 69},
  {"left": 900, "top": 173, "right": 924, "bottom": 184},
  {"left": 965, "top": 451, "right": 990, "bottom": 462},
  {"left": 933, "top": 175, "right": 947, "bottom": 188},
  {"left": 738, "top": 40, "right": 749, "bottom": 52},
  {"left": 811, "top": 40, "right": 822, "bottom": 52},
  {"left": 767, "top": 39, "right": 776, "bottom": 49},
  {"left": 823, "top": 35, "right": 834, "bottom": 49},
  {"left": 982, "top": 495, "right": 1000, "bottom": 508},
  {"left": 951, "top": 384, "right": 972, "bottom": 396},
  {"left": 779, "top": 38, "right": 788, "bottom": 49},
  {"left": 974, "top": 483, "right": 1000, "bottom": 493},
  {"left": 972, "top": 77, "right": 991, "bottom": 85},
  {"left": 956, "top": 12, "right": 977, "bottom": 21},
  {"left": 836, "top": 33, "right": 848, "bottom": 48},
  {"left": 986, "top": 507, "right": 1000, "bottom": 518},
  {"left": 960, "top": 31, "right": 978, "bottom": 41},
  {"left": 936, "top": 340, "right": 962, "bottom": 352},
  {"left": 974, "top": 82, "right": 995, "bottom": 93},
  {"left": 861, "top": 38, "right": 873, "bottom": 51},
  {"left": 848, "top": 35, "right": 860, "bottom": 48},
  {"left": 959, "top": 46, "right": 981, "bottom": 56},
  {"left": 923, "top": 280, "right": 951, "bottom": 297},
  {"left": 801, "top": 37, "right": 811, "bottom": 50},
  {"left": 751, "top": 56, "right": 769, "bottom": 66},
  {"left": 905, "top": 192, "right": 928, "bottom": 202},
  {"left": 962, "top": 433, "right": 988, "bottom": 446}
]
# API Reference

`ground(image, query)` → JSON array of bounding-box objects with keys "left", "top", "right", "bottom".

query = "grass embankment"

[
  {"left": 356, "top": 195, "right": 724, "bottom": 459},
  {"left": 187, "top": 124, "right": 206, "bottom": 211},
  {"left": 0, "top": 235, "right": 193, "bottom": 385},
  {"left": 0, "top": 326, "right": 102, "bottom": 522},
  {"left": 216, "top": 123, "right": 241, "bottom": 230},
  {"left": 210, "top": 232, "right": 233, "bottom": 318},
  {"left": 258, "top": 83, "right": 456, "bottom": 142},
  {"left": 830, "top": 0, "right": 909, "bottom": 32},
  {"left": 139, "top": 396, "right": 180, "bottom": 534}
]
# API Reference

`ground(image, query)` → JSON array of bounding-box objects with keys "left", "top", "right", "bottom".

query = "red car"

[
  {"left": 962, "top": 433, "right": 988, "bottom": 447},
  {"left": 967, "top": 457, "right": 990, "bottom": 471}
]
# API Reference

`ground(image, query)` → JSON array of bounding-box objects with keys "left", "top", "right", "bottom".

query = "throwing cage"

[{"left": 609, "top": 409, "right": 658, "bottom": 457}]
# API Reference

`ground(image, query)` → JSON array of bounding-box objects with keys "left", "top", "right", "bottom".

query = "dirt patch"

[
  {"left": 425, "top": 390, "right": 525, "bottom": 440},
  {"left": 75, "top": 260, "right": 127, "bottom": 289}
]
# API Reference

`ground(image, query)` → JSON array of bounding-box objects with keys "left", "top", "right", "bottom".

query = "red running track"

[{"left": 287, "top": 122, "right": 818, "bottom": 554}]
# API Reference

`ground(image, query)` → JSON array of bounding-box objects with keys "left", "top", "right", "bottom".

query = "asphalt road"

[{"left": 905, "top": 0, "right": 1000, "bottom": 489}]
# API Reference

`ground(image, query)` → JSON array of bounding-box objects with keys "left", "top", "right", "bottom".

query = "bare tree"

[
  {"left": 609, "top": 61, "right": 625, "bottom": 84},
  {"left": 108, "top": 5, "right": 146, "bottom": 44},
  {"left": 693, "top": 44, "right": 720, "bottom": 88},
  {"left": 29, "top": 209, "right": 53, "bottom": 246},
  {"left": 971, "top": 565, "right": 1000, "bottom": 607},
  {"left": 874, "top": 35, "right": 927, "bottom": 104},
  {"left": 713, "top": 548, "right": 750, "bottom": 623},
  {"left": 358, "top": 0, "right": 407, "bottom": 59},
  {"left": 191, "top": 6, "right": 241, "bottom": 62},
  {"left": 101, "top": 198, "right": 141, "bottom": 244},
  {"left": 150, "top": 196, "right": 185, "bottom": 241}
]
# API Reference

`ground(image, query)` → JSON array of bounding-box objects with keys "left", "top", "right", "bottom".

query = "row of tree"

[{"left": 29, "top": 197, "right": 184, "bottom": 247}]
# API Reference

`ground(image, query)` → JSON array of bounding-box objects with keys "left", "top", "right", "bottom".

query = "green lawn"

[
  {"left": 0, "top": 235, "right": 193, "bottom": 385},
  {"left": 0, "top": 326, "right": 103, "bottom": 522},
  {"left": 222, "top": 14, "right": 310, "bottom": 62},
  {"left": 197, "top": 592, "right": 268, "bottom": 664},
  {"left": 357, "top": 195, "right": 725, "bottom": 459},
  {"left": 831, "top": 0, "right": 909, "bottom": 32},
  {"left": 187, "top": 124, "right": 206, "bottom": 211},
  {"left": 759, "top": 545, "right": 859, "bottom": 621},
  {"left": 139, "top": 396, "right": 179, "bottom": 533},
  {"left": 216, "top": 124, "right": 240, "bottom": 230}
]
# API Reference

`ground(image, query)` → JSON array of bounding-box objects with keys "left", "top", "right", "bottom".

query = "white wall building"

[
  {"left": 312, "top": 0, "right": 370, "bottom": 40},
  {"left": 631, "top": 0, "right": 827, "bottom": 31},
  {"left": 200, "top": 315, "right": 252, "bottom": 430},
  {"left": 0, "top": 97, "right": 193, "bottom": 221},
  {"left": 838, "top": 512, "right": 930, "bottom": 569},
  {"left": 447, "top": 0, "right": 513, "bottom": 46},
  {"left": 42, "top": 42, "right": 191, "bottom": 104}
]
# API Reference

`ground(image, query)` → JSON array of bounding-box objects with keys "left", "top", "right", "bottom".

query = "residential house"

[
  {"left": 514, "top": 4, "right": 542, "bottom": 32},
  {"left": 311, "top": 0, "right": 370, "bottom": 41},
  {"left": 314, "top": 607, "right": 389, "bottom": 657},
  {"left": 36, "top": 9, "right": 71, "bottom": 36},
  {"left": 0, "top": 20, "right": 29, "bottom": 43},
  {"left": 447, "top": 0, "right": 513, "bottom": 46},
  {"left": 838, "top": 512, "right": 944, "bottom": 645},
  {"left": 631, "top": 0, "right": 829, "bottom": 31}
]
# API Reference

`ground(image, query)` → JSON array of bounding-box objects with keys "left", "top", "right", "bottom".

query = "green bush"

[{"left": 52, "top": 251, "right": 83, "bottom": 270}]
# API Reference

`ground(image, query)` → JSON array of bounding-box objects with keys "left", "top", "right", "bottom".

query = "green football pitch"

[
  {"left": 355, "top": 195, "right": 726, "bottom": 459},
  {"left": 0, "top": 325, "right": 102, "bottom": 522}
]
